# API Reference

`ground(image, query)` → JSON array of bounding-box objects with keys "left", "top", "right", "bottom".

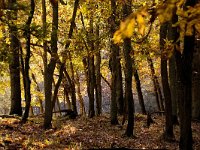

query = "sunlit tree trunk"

[{"left": 75, "top": 71, "right": 86, "bottom": 115}]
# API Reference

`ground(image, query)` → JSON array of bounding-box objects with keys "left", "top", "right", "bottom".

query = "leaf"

[
  {"left": 113, "top": 30, "right": 123, "bottom": 44},
  {"left": 125, "top": 19, "right": 135, "bottom": 38},
  {"left": 136, "top": 14, "right": 145, "bottom": 35}
]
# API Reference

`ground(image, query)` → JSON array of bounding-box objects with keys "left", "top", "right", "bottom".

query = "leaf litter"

[{"left": 0, "top": 114, "right": 199, "bottom": 149}]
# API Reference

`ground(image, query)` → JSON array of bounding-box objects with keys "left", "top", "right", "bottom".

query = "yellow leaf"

[
  {"left": 113, "top": 30, "right": 123, "bottom": 44},
  {"left": 124, "top": 19, "right": 135, "bottom": 38},
  {"left": 120, "top": 21, "right": 126, "bottom": 32}
]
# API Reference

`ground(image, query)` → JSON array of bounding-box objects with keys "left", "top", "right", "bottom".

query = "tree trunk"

[
  {"left": 160, "top": 22, "right": 174, "bottom": 140},
  {"left": 146, "top": 52, "right": 162, "bottom": 111},
  {"left": 22, "top": 0, "right": 35, "bottom": 122},
  {"left": 95, "top": 20, "right": 102, "bottom": 116},
  {"left": 75, "top": 71, "right": 86, "bottom": 115},
  {"left": 192, "top": 32, "right": 200, "bottom": 120},
  {"left": 110, "top": 0, "right": 119, "bottom": 124},
  {"left": 32, "top": 73, "right": 44, "bottom": 114},
  {"left": 133, "top": 61, "right": 146, "bottom": 114},
  {"left": 168, "top": 11, "right": 179, "bottom": 124},
  {"left": 44, "top": 0, "right": 58, "bottom": 129},
  {"left": 8, "top": 0, "right": 22, "bottom": 116},
  {"left": 123, "top": 0, "right": 135, "bottom": 137},
  {"left": 176, "top": 1, "right": 196, "bottom": 148}
]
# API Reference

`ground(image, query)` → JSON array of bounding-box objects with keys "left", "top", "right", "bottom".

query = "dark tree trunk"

[
  {"left": 192, "top": 32, "right": 200, "bottom": 120},
  {"left": 146, "top": 52, "right": 162, "bottom": 111},
  {"left": 160, "top": 22, "right": 174, "bottom": 140},
  {"left": 22, "top": 0, "right": 35, "bottom": 122},
  {"left": 133, "top": 61, "right": 146, "bottom": 114},
  {"left": 8, "top": 0, "right": 22, "bottom": 116},
  {"left": 110, "top": 0, "right": 119, "bottom": 124},
  {"left": 168, "top": 11, "right": 179, "bottom": 124},
  {"left": 116, "top": 61, "right": 124, "bottom": 115},
  {"left": 123, "top": 0, "right": 134, "bottom": 137},
  {"left": 175, "top": 1, "right": 196, "bottom": 149},
  {"left": 95, "top": 20, "right": 102, "bottom": 116},
  {"left": 87, "top": 16, "right": 96, "bottom": 118},
  {"left": 44, "top": 0, "right": 58, "bottom": 129}
]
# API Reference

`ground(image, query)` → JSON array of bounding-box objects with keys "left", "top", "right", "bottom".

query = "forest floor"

[{"left": 0, "top": 114, "right": 200, "bottom": 149}]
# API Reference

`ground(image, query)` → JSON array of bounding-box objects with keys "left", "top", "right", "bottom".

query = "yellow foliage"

[
  {"left": 125, "top": 19, "right": 135, "bottom": 37},
  {"left": 113, "top": 7, "right": 149, "bottom": 44}
]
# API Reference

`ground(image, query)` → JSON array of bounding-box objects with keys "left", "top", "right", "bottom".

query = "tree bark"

[
  {"left": 146, "top": 52, "right": 162, "bottom": 111},
  {"left": 168, "top": 11, "right": 179, "bottom": 124},
  {"left": 22, "top": 0, "right": 35, "bottom": 122},
  {"left": 8, "top": 0, "right": 22, "bottom": 116},
  {"left": 95, "top": 20, "right": 102, "bottom": 116},
  {"left": 44, "top": 0, "right": 58, "bottom": 129},
  {"left": 110, "top": 0, "right": 119, "bottom": 124},
  {"left": 133, "top": 61, "right": 146, "bottom": 114},
  {"left": 176, "top": 1, "right": 196, "bottom": 149},
  {"left": 160, "top": 22, "right": 174, "bottom": 140},
  {"left": 122, "top": 0, "right": 135, "bottom": 137}
]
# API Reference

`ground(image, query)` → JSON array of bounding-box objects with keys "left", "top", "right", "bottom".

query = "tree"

[
  {"left": 110, "top": 0, "right": 119, "bottom": 125},
  {"left": 168, "top": 9, "right": 179, "bottom": 124},
  {"left": 122, "top": 0, "right": 135, "bottom": 137},
  {"left": 133, "top": 60, "right": 146, "bottom": 114},
  {"left": 95, "top": 18, "right": 102, "bottom": 116},
  {"left": 8, "top": 0, "right": 22, "bottom": 116},
  {"left": 22, "top": 0, "right": 35, "bottom": 122},
  {"left": 160, "top": 22, "right": 174, "bottom": 140},
  {"left": 44, "top": 0, "right": 59, "bottom": 129},
  {"left": 175, "top": 0, "right": 197, "bottom": 149}
]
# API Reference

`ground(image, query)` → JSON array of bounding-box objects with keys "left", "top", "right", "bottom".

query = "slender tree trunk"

[
  {"left": 75, "top": 71, "right": 86, "bottom": 115},
  {"left": 160, "top": 22, "right": 174, "bottom": 140},
  {"left": 22, "top": 0, "right": 35, "bottom": 122},
  {"left": 110, "top": 0, "right": 119, "bottom": 124},
  {"left": 44, "top": 0, "right": 58, "bottom": 129},
  {"left": 116, "top": 61, "right": 124, "bottom": 115},
  {"left": 64, "top": 86, "right": 71, "bottom": 109},
  {"left": 122, "top": 0, "right": 134, "bottom": 137},
  {"left": 8, "top": 0, "right": 22, "bottom": 116},
  {"left": 146, "top": 52, "right": 162, "bottom": 111},
  {"left": 133, "top": 61, "right": 146, "bottom": 114},
  {"left": 32, "top": 73, "right": 44, "bottom": 114},
  {"left": 95, "top": 20, "right": 102, "bottom": 115}
]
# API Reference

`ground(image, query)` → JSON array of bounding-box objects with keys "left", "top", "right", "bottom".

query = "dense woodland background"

[{"left": 0, "top": 0, "right": 200, "bottom": 149}]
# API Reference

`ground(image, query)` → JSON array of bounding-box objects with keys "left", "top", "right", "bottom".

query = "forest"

[{"left": 0, "top": 0, "right": 200, "bottom": 149}]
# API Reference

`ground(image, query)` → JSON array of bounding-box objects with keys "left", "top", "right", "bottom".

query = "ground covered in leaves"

[{"left": 0, "top": 114, "right": 200, "bottom": 149}]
